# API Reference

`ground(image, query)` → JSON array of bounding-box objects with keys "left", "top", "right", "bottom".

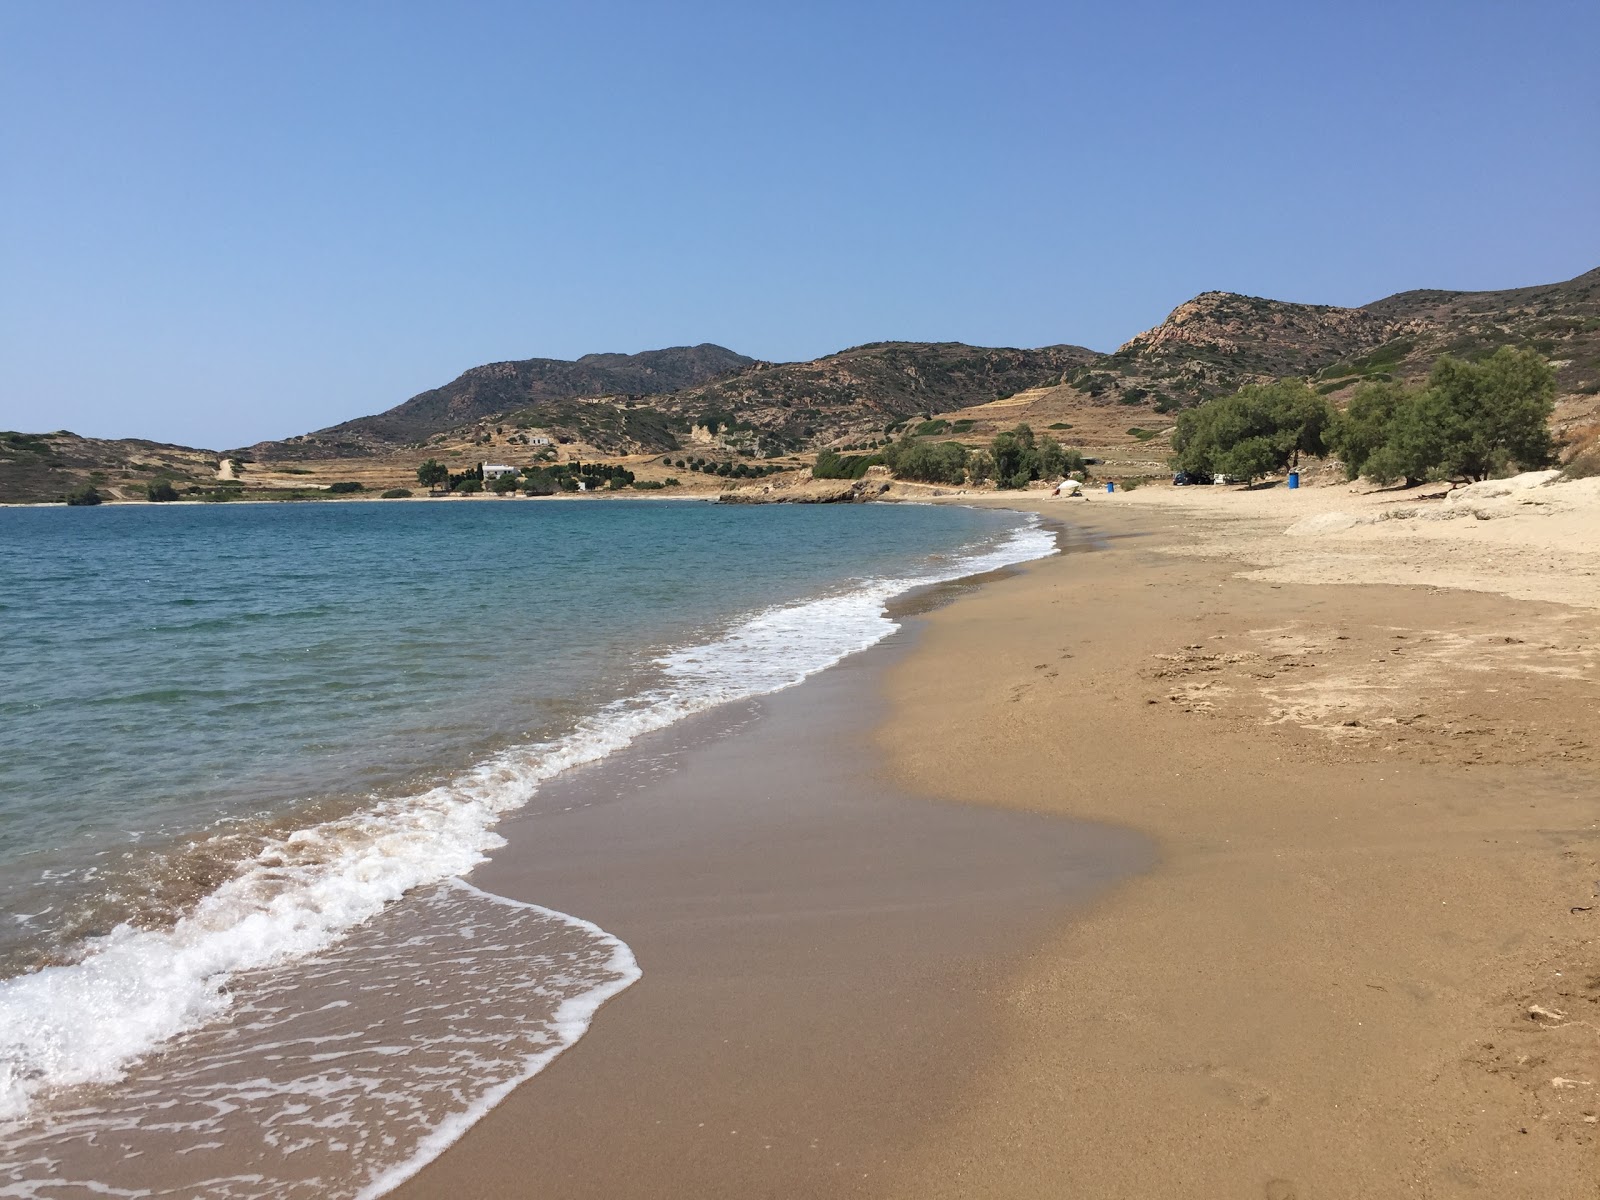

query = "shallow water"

[{"left": 0, "top": 498, "right": 1054, "bottom": 1197}]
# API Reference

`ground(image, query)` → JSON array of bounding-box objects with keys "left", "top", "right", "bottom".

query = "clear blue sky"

[{"left": 2, "top": 0, "right": 1596, "bottom": 449}]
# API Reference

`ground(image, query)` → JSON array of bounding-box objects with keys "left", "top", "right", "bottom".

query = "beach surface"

[
  {"left": 398, "top": 475, "right": 1599, "bottom": 1198},
  {"left": 876, "top": 477, "right": 1599, "bottom": 1198}
]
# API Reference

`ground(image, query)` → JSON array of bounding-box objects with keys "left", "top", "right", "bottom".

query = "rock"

[{"left": 715, "top": 478, "right": 888, "bottom": 505}]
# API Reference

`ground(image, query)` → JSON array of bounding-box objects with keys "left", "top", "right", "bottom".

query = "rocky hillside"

[
  {"left": 1067, "top": 266, "right": 1600, "bottom": 417},
  {"left": 10, "top": 265, "right": 1597, "bottom": 502},
  {"left": 254, "top": 343, "right": 753, "bottom": 459},
  {"left": 284, "top": 267, "right": 1599, "bottom": 463},
  {"left": 0, "top": 431, "right": 222, "bottom": 504},
  {"left": 465, "top": 341, "right": 1101, "bottom": 458}
]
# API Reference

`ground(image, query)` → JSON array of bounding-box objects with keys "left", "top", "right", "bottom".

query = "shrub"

[
  {"left": 327, "top": 481, "right": 365, "bottom": 494},
  {"left": 381, "top": 488, "right": 413, "bottom": 498},
  {"left": 632, "top": 479, "right": 666, "bottom": 490},
  {"left": 454, "top": 477, "right": 483, "bottom": 494},
  {"left": 146, "top": 480, "right": 180, "bottom": 502},
  {"left": 812, "top": 449, "right": 882, "bottom": 480},
  {"left": 881, "top": 438, "right": 969, "bottom": 484},
  {"left": 65, "top": 485, "right": 103, "bottom": 506},
  {"left": 490, "top": 473, "right": 521, "bottom": 495}
]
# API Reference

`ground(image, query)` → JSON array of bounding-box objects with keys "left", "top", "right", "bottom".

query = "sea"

[{"left": 0, "top": 496, "right": 1054, "bottom": 1197}]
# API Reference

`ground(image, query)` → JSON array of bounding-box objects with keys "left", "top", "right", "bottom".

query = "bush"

[
  {"left": 454, "top": 477, "right": 483, "bottom": 494},
  {"left": 813, "top": 449, "right": 882, "bottom": 480},
  {"left": 327, "top": 481, "right": 365, "bottom": 494},
  {"left": 632, "top": 479, "right": 666, "bottom": 490},
  {"left": 65, "top": 485, "right": 103, "bottom": 506},
  {"left": 881, "top": 438, "right": 969, "bottom": 484},
  {"left": 146, "top": 480, "right": 180, "bottom": 502},
  {"left": 490, "top": 473, "right": 521, "bottom": 495},
  {"left": 381, "top": 488, "right": 413, "bottom": 498}
]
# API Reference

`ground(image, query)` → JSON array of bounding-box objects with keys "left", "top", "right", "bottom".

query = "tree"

[
  {"left": 1415, "top": 348, "right": 1555, "bottom": 482},
  {"left": 417, "top": 459, "right": 449, "bottom": 489},
  {"left": 990, "top": 424, "right": 1036, "bottom": 487},
  {"left": 981, "top": 424, "right": 1083, "bottom": 489},
  {"left": 490, "top": 472, "right": 521, "bottom": 495},
  {"left": 146, "top": 479, "right": 180, "bottom": 502},
  {"left": 65, "top": 485, "right": 103, "bottom": 506},
  {"left": 1333, "top": 348, "right": 1556, "bottom": 485},
  {"left": 1172, "top": 380, "right": 1334, "bottom": 483},
  {"left": 1327, "top": 381, "right": 1409, "bottom": 481}
]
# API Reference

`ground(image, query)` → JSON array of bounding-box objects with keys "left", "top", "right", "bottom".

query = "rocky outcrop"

[{"left": 715, "top": 478, "right": 891, "bottom": 504}]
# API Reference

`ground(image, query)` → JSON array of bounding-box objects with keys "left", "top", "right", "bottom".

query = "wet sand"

[{"left": 390, "top": 602, "right": 1151, "bottom": 1199}]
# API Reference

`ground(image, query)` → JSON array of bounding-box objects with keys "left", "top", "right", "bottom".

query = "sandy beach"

[
  {"left": 392, "top": 475, "right": 1599, "bottom": 1198},
  {"left": 877, "top": 478, "right": 1599, "bottom": 1198}
]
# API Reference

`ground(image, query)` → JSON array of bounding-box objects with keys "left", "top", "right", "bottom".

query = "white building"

[{"left": 481, "top": 462, "right": 517, "bottom": 481}]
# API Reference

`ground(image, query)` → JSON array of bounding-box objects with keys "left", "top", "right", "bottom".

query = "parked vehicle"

[{"left": 1172, "top": 470, "right": 1212, "bottom": 486}]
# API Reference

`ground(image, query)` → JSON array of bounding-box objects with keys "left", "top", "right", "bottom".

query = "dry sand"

[{"left": 877, "top": 477, "right": 1599, "bottom": 1198}]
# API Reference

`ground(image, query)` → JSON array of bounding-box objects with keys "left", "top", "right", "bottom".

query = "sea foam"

[{"left": 0, "top": 515, "right": 1055, "bottom": 1138}]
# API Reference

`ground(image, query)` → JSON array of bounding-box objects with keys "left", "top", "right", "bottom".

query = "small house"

[{"left": 481, "top": 462, "right": 517, "bottom": 481}]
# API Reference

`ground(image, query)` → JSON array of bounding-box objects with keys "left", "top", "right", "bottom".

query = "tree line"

[
  {"left": 815, "top": 424, "right": 1087, "bottom": 489},
  {"left": 1171, "top": 347, "right": 1556, "bottom": 485}
]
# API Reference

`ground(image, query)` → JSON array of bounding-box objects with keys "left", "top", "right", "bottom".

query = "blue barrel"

[
  {"left": 1105, "top": 481, "right": 1115, "bottom": 493},
  {"left": 1288, "top": 471, "right": 1300, "bottom": 489}
]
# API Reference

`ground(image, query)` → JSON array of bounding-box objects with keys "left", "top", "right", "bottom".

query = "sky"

[{"left": 2, "top": 1, "right": 1596, "bottom": 449}]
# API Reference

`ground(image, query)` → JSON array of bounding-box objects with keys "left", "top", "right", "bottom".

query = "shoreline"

[{"left": 387, "top": 596, "right": 1152, "bottom": 1198}]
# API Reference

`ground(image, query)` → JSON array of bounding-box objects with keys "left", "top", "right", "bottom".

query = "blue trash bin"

[
  {"left": 1287, "top": 472, "right": 1300, "bottom": 489},
  {"left": 1105, "top": 481, "right": 1115, "bottom": 493}
]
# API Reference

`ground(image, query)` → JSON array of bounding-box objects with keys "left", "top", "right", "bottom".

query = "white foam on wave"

[{"left": 0, "top": 513, "right": 1055, "bottom": 1128}]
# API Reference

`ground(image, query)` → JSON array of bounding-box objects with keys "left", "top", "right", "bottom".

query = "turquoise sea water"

[{"left": 0, "top": 497, "right": 1053, "bottom": 1197}]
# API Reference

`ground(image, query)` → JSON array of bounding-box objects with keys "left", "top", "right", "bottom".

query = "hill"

[
  {"left": 456, "top": 341, "right": 1102, "bottom": 459},
  {"left": 0, "top": 431, "right": 223, "bottom": 505},
  {"left": 254, "top": 343, "right": 753, "bottom": 459},
  {"left": 7, "top": 265, "right": 1597, "bottom": 503}
]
